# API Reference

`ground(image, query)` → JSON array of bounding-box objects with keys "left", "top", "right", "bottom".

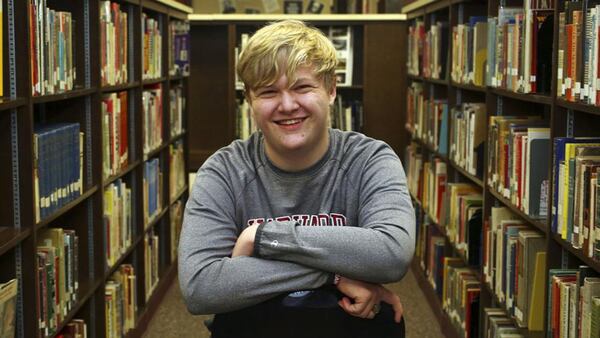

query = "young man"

[{"left": 179, "top": 20, "right": 415, "bottom": 337}]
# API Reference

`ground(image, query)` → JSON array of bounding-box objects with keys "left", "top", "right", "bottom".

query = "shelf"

[
  {"left": 144, "top": 207, "right": 169, "bottom": 233},
  {"left": 170, "top": 185, "right": 188, "bottom": 205},
  {"left": 100, "top": 82, "right": 140, "bottom": 93},
  {"left": 408, "top": 74, "right": 448, "bottom": 86},
  {"left": 143, "top": 142, "right": 168, "bottom": 161},
  {"left": 402, "top": 0, "right": 444, "bottom": 14},
  {"left": 489, "top": 88, "right": 553, "bottom": 105},
  {"left": 155, "top": 0, "right": 193, "bottom": 13},
  {"left": 448, "top": 159, "right": 484, "bottom": 188},
  {"left": 168, "top": 74, "right": 187, "bottom": 81},
  {"left": 0, "top": 97, "right": 27, "bottom": 112},
  {"left": 488, "top": 188, "right": 547, "bottom": 233},
  {"left": 35, "top": 187, "right": 99, "bottom": 231},
  {"left": 0, "top": 227, "right": 31, "bottom": 257},
  {"left": 411, "top": 136, "right": 449, "bottom": 162},
  {"left": 556, "top": 98, "right": 600, "bottom": 116},
  {"left": 32, "top": 87, "right": 97, "bottom": 104},
  {"left": 142, "top": 77, "right": 167, "bottom": 86},
  {"left": 426, "top": 77, "right": 449, "bottom": 86},
  {"left": 450, "top": 81, "right": 486, "bottom": 93},
  {"left": 105, "top": 235, "right": 143, "bottom": 280},
  {"left": 552, "top": 233, "right": 600, "bottom": 272},
  {"left": 102, "top": 160, "right": 141, "bottom": 189},
  {"left": 168, "top": 132, "right": 186, "bottom": 143},
  {"left": 188, "top": 14, "right": 408, "bottom": 23}
]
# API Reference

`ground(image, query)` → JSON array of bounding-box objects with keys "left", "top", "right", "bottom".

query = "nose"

[{"left": 278, "top": 90, "right": 299, "bottom": 113}]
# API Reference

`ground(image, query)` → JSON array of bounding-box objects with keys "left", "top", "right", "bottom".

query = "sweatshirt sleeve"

[
  {"left": 178, "top": 165, "right": 331, "bottom": 315},
  {"left": 254, "top": 145, "right": 416, "bottom": 284}
]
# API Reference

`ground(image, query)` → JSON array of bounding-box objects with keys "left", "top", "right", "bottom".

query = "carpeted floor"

[{"left": 142, "top": 266, "right": 444, "bottom": 338}]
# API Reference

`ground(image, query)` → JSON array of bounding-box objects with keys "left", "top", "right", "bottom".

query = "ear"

[{"left": 328, "top": 81, "right": 337, "bottom": 105}]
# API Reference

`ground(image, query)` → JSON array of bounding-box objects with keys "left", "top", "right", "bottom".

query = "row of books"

[
  {"left": 552, "top": 139, "right": 600, "bottom": 260},
  {"left": 414, "top": 215, "right": 481, "bottom": 338},
  {"left": 482, "top": 308, "right": 525, "bottom": 338},
  {"left": 443, "top": 257, "right": 480, "bottom": 338},
  {"left": 407, "top": 3, "right": 555, "bottom": 94},
  {"left": 406, "top": 82, "right": 450, "bottom": 156},
  {"left": 143, "top": 84, "right": 163, "bottom": 155},
  {"left": 424, "top": 21, "right": 448, "bottom": 80},
  {"left": 34, "top": 123, "right": 83, "bottom": 223},
  {"left": 102, "top": 91, "right": 129, "bottom": 180},
  {"left": 100, "top": 1, "right": 128, "bottom": 86},
  {"left": 328, "top": 26, "right": 354, "bottom": 87},
  {"left": 170, "top": 85, "right": 186, "bottom": 138},
  {"left": 451, "top": 17, "right": 487, "bottom": 87},
  {"left": 487, "top": 115, "right": 550, "bottom": 218},
  {"left": 105, "top": 264, "right": 137, "bottom": 338},
  {"left": 547, "top": 266, "right": 600, "bottom": 338},
  {"left": 407, "top": 20, "right": 425, "bottom": 77},
  {"left": 37, "top": 227, "right": 79, "bottom": 337},
  {"left": 449, "top": 103, "right": 486, "bottom": 178},
  {"left": 329, "top": 96, "right": 363, "bottom": 132},
  {"left": 29, "top": 0, "right": 76, "bottom": 96},
  {"left": 170, "top": 200, "right": 184, "bottom": 263},
  {"left": 407, "top": 148, "right": 484, "bottom": 265},
  {"left": 557, "top": 2, "right": 600, "bottom": 105},
  {"left": 143, "top": 158, "right": 163, "bottom": 225},
  {"left": 144, "top": 229, "right": 159, "bottom": 301},
  {"left": 406, "top": 150, "right": 448, "bottom": 224},
  {"left": 486, "top": 5, "right": 554, "bottom": 93},
  {"left": 409, "top": 152, "right": 548, "bottom": 333},
  {"left": 104, "top": 179, "right": 133, "bottom": 268},
  {"left": 169, "top": 20, "right": 190, "bottom": 77},
  {"left": 142, "top": 13, "right": 162, "bottom": 80},
  {"left": 482, "top": 207, "right": 546, "bottom": 330},
  {"left": 169, "top": 140, "right": 186, "bottom": 201},
  {"left": 235, "top": 98, "right": 256, "bottom": 140}
]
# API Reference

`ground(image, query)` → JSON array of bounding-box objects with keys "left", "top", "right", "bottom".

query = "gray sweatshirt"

[{"left": 178, "top": 129, "right": 415, "bottom": 315}]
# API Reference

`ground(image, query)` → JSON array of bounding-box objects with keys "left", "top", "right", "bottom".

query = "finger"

[
  {"left": 366, "top": 311, "right": 375, "bottom": 319},
  {"left": 339, "top": 297, "right": 360, "bottom": 315},
  {"left": 381, "top": 290, "right": 403, "bottom": 323},
  {"left": 339, "top": 297, "right": 372, "bottom": 318}
]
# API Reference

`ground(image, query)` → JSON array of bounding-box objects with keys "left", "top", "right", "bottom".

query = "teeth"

[{"left": 278, "top": 118, "right": 303, "bottom": 125}]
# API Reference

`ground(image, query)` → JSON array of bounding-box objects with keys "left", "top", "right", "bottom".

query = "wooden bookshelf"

[
  {"left": 404, "top": 0, "right": 600, "bottom": 336},
  {"left": 0, "top": 0, "right": 190, "bottom": 337}
]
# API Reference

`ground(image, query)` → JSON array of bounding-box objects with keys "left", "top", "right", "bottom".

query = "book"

[{"left": 0, "top": 279, "right": 18, "bottom": 338}]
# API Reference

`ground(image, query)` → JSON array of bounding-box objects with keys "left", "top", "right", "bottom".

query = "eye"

[
  {"left": 256, "top": 89, "right": 276, "bottom": 98},
  {"left": 295, "top": 84, "right": 314, "bottom": 92}
]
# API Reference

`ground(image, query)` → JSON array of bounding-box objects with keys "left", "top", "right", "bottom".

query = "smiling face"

[{"left": 248, "top": 65, "right": 336, "bottom": 171}]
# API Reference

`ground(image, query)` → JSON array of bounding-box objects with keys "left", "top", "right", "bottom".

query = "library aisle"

[{"left": 142, "top": 268, "right": 444, "bottom": 338}]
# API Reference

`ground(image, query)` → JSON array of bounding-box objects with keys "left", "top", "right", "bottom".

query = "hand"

[
  {"left": 232, "top": 224, "right": 259, "bottom": 257},
  {"left": 335, "top": 277, "right": 383, "bottom": 320},
  {"left": 336, "top": 276, "right": 403, "bottom": 323}
]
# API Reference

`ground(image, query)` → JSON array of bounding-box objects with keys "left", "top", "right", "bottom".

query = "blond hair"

[{"left": 237, "top": 20, "right": 337, "bottom": 93}]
